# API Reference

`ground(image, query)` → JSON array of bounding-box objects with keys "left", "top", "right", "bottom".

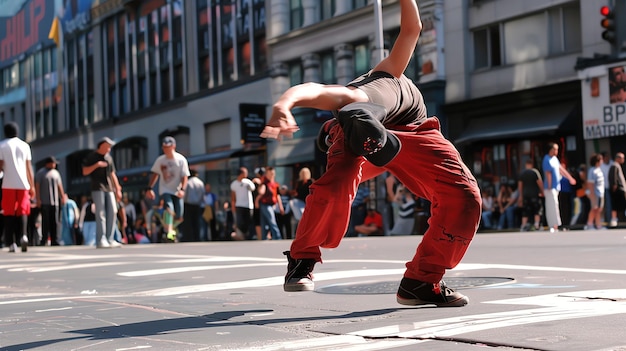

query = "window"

[
  {"left": 113, "top": 137, "right": 148, "bottom": 170},
  {"left": 549, "top": 5, "right": 581, "bottom": 54},
  {"left": 289, "top": 61, "right": 302, "bottom": 86},
  {"left": 353, "top": 0, "right": 367, "bottom": 9},
  {"left": 320, "top": 51, "right": 336, "bottom": 84},
  {"left": 354, "top": 42, "right": 370, "bottom": 77},
  {"left": 473, "top": 4, "right": 581, "bottom": 70},
  {"left": 290, "top": 0, "right": 303, "bottom": 30},
  {"left": 321, "top": 0, "right": 335, "bottom": 20},
  {"left": 473, "top": 24, "right": 501, "bottom": 69}
]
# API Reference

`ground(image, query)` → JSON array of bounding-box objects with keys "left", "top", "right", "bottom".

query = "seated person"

[{"left": 354, "top": 207, "right": 384, "bottom": 236}]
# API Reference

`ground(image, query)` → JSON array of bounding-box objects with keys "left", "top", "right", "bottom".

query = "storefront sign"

[
  {"left": 579, "top": 61, "right": 626, "bottom": 139},
  {"left": 61, "top": 0, "right": 96, "bottom": 35},
  {"left": 239, "top": 103, "right": 266, "bottom": 145},
  {"left": 0, "top": 0, "right": 54, "bottom": 68}
]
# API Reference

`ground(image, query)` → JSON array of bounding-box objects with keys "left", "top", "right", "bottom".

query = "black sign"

[{"left": 239, "top": 103, "right": 266, "bottom": 145}]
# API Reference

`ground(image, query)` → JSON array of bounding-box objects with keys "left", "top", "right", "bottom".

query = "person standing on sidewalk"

[
  {"left": 542, "top": 142, "right": 576, "bottom": 233},
  {"left": 0, "top": 122, "right": 35, "bottom": 252},
  {"left": 608, "top": 152, "right": 626, "bottom": 227},
  {"left": 230, "top": 167, "right": 255, "bottom": 240},
  {"left": 35, "top": 156, "right": 66, "bottom": 246},
  {"left": 83, "top": 137, "right": 123, "bottom": 248},
  {"left": 182, "top": 169, "right": 204, "bottom": 242},
  {"left": 261, "top": 0, "right": 482, "bottom": 307},
  {"left": 145, "top": 136, "right": 190, "bottom": 242}
]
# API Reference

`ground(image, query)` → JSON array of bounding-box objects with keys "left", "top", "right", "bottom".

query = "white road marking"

[
  {"left": 8, "top": 261, "right": 133, "bottom": 272},
  {"left": 349, "top": 289, "right": 626, "bottom": 339},
  {"left": 132, "top": 269, "right": 406, "bottom": 297},
  {"left": 456, "top": 262, "right": 626, "bottom": 275},
  {"left": 222, "top": 335, "right": 424, "bottom": 351}
]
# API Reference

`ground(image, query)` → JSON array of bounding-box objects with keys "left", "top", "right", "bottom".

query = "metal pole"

[{"left": 372, "top": 0, "right": 385, "bottom": 65}]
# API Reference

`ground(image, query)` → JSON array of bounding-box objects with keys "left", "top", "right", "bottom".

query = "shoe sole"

[
  {"left": 284, "top": 282, "right": 314, "bottom": 292},
  {"left": 396, "top": 294, "right": 469, "bottom": 307}
]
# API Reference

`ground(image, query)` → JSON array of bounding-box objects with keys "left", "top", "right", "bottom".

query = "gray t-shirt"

[{"left": 35, "top": 167, "right": 63, "bottom": 206}]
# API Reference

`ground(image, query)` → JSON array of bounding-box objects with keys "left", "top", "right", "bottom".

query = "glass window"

[
  {"left": 289, "top": 62, "right": 302, "bottom": 86},
  {"left": 321, "top": 0, "right": 335, "bottom": 20},
  {"left": 562, "top": 5, "right": 582, "bottom": 52},
  {"left": 320, "top": 51, "right": 335, "bottom": 84},
  {"left": 353, "top": 0, "right": 367, "bottom": 9},
  {"left": 354, "top": 43, "right": 369, "bottom": 77},
  {"left": 473, "top": 24, "right": 501, "bottom": 69},
  {"left": 503, "top": 12, "right": 547, "bottom": 64},
  {"left": 290, "top": 0, "right": 303, "bottom": 30}
]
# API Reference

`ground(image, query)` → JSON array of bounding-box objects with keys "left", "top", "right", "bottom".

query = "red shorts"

[{"left": 2, "top": 189, "right": 31, "bottom": 216}]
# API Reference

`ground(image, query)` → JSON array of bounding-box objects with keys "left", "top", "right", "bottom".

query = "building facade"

[
  {"left": 2, "top": 0, "right": 622, "bottom": 210},
  {"left": 443, "top": 0, "right": 624, "bottom": 193}
]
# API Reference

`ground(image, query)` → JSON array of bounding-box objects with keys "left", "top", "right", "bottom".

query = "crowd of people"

[{"left": 479, "top": 143, "right": 626, "bottom": 233}]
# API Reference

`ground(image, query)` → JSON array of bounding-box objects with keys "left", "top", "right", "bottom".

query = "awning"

[
  {"left": 455, "top": 104, "right": 575, "bottom": 144},
  {"left": 269, "top": 136, "right": 316, "bottom": 166}
]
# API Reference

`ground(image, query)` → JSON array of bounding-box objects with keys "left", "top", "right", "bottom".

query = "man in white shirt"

[
  {"left": 230, "top": 167, "right": 255, "bottom": 240},
  {"left": 0, "top": 122, "right": 35, "bottom": 252},
  {"left": 146, "top": 136, "right": 190, "bottom": 242}
]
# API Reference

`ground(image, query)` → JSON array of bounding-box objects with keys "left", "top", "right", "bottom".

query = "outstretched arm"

[
  {"left": 260, "top": 83, "right": 367, "bottom": 139},
  {"left": 373, "top": 0, "right": 422, "bottom": 77}
]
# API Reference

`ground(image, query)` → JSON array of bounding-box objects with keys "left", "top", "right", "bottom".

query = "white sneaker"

[
  {"left": 108, "top": 241, "right": 122, "bottom": 248},
  {"left": 20, "top": 235, "right": 28, "bottom": 252},
  {"left": 610, "top": 219, "right": 618, "bottom": 227},
  {"left": 8, "top": 243, "right": 18, "bottom": 252},
  {"left": 97, "top": 239, "right": 111, "bottom": 249}
]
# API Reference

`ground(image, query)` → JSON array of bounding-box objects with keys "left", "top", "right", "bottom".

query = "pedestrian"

[
  {"left": 586, "top": 153, "right": 606, "bottom": 230},
  {"left": 384, "top": 173, "right": 400, "bottom": 234},
  {"left": 600, "top": 151, "right": 613, "bottom": 225},
  {"left": 183, "top": 169, "right": 204, "bottom": 242},
  {"left": 345, "top": 183, "right": 370, "bottom": 237},
  {"left": 542, "top": 142, "right": 576, "bottom": 233},
  {"left": 252, "top": 167, "right": 264, "bottom": 240},
  {"left": 608, "top": 152, "right": 626, "bottom": 226},
  {"left": 82, "top": 136, "right": 123, "bottom": 248},
  {"left": 230, "top": 167, "right": 255, "bottom": 240},
  {"left": 354, "top": 206, "right": 384, "bottom": 236},
  {"left": 145, "top": 136, "right": 190, "bottom": 243},
  {"left": 276, "top": 185, "right": 293, "bottom": 239},
  {"left": 571, "top": 164, "right": 589, "bottom": 226},
  {"left": 60, "top": 194, "right": 80, "bottom": 245},
  {"left": 261, "top": 0, "right": 481, "bottom": 307},
  {"left": 122, "top": 193, "right": 137, "bottom": 238},
  {"left": 202, "top": 183, "right": 219, "bottom": 240},
  {"left": 0, "top": 122, "right": 35, "bottom": 252},
  {"left": 257, "top": 167, "right": 283, "bottom": 240},
  {"left": 389, "top": 184, "right": 416, "bottom": 235},
  {"left": 289, "top": 167, "right": 313, "bottom": 225},
  {"left": 78, "top": 196, "right": 97, "bottom": 246},
  {"left": 517, "top": 159, "right": 544, "bottom": 231},
  {"left": 480, "top": 186, "right": 496, "bottom": 230},
  {"left": 35, "top": 156, "right": 66, "bottom": 246}
]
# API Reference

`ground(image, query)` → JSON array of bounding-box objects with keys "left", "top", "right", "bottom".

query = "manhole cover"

[{"left": 316, "top": 277, "right": 515, "bottom": 295}]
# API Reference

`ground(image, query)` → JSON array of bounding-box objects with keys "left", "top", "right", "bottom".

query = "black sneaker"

[
  {"left": 396, "top": 277, "right": 469, "bottom": 307},
  {"left": 283, "top": 251, "right": 316, "bottom": 292}
]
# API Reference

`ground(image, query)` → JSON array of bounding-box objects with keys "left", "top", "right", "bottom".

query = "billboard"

[
  {"left": 579, "top": 62, "right": 626, "bottom": 139},
  {"left": 0, "top": 0, "right": 55, "bottom": 68}
]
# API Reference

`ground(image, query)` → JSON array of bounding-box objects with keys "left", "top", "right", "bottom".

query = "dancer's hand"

[{"left": 260, "top": 105, "right": 300, "bottom": 139}]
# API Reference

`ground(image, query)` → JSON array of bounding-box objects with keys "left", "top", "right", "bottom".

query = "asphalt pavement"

[{"left": 1, "top": 229, "right": 626, "bottom": 351}]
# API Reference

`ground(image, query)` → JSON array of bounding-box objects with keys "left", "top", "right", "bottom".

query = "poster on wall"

[
  {"left": 0, "top": 0, "right": 55, "bottom": 68},
  {"left": 579, "top": 62, "right": 626, "bottom": 139}
]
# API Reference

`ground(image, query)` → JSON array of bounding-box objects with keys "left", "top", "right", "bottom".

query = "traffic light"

[{"left": 601, "top": 5, "right": 616, "bottom": 44}]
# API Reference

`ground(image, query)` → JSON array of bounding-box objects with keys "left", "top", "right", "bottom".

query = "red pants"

[{"left": 290, "top": 117, "right": 482, "bottom": 283}]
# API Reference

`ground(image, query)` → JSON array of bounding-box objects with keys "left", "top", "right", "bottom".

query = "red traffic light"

[{"left": 601, "top": 5, "right": 611, "bottom": 17}]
